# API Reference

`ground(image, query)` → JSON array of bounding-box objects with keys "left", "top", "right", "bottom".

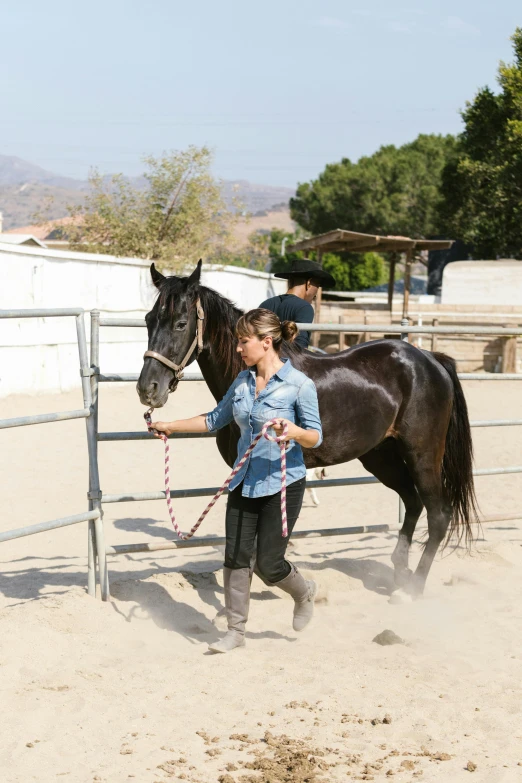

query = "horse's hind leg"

[
  {"left": 359, "top": 439, "right": 423, "bottom": 586},
  {"left": 398, "top": 453, "right": 452, "bottom": 598},
  {"left": 412, "top": 472, "right": 452, "bottom": 597}
]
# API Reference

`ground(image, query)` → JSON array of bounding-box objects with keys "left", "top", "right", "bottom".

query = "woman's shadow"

[
  {"left": 109, "top": 565, "right": 294, "bottom": 644},
  {"left": 109, "top": 575, "right": 221, "bottom": 645}
]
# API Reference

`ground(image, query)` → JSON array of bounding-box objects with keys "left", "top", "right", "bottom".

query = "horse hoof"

[
  {"left": 389, "top": 588, "right": 414, "bottom": 605},
  {"left": 394, "top": 567, "right": 413, "bottom": 587}
]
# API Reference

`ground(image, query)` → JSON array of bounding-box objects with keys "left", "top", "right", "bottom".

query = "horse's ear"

[
  {"left": 187, "top": 259, "right": 202, "bottom": 288},
  {"left": 150, "top": 263, "right": 165, "bottom": 289}
]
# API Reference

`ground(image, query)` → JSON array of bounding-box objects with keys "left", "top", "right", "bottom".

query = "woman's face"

[{"left": 236, "top": 331, "right": 273, "bottom": 367}]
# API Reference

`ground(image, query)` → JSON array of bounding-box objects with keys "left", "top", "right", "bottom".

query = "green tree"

[
  {"left": 322, "top": 252, "right": 387, "bottom": 291},
  {"left": 267, "top": 228, "right": 307, "bottom": 274},
  {"left": 64, "top": 146, "right": 238, "bottom": 268},
  {"left": 214, "top": 230, "right": 275, "bottom": 272},
  {"left": 290, "top": 134, "right": 457, "bottom": 239},
  {"left": 439, "top": 28, "right": 522, "bottom": 258}
]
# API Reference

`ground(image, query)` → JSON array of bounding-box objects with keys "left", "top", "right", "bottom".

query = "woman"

[{"left": 152, "top": 308, "right": 323, "bottom": 654}]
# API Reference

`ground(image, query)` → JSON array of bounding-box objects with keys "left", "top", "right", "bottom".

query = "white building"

[
  {"left": 0, "top": 242, "right": 286, "bottom": 398},
  {"left": 442, "top": 260, "right": 522, "bottom": 306}
]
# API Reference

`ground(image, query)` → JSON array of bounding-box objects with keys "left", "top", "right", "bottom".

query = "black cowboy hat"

[{"left": 273, "top": 258, "right": 336, "bottom": 287}]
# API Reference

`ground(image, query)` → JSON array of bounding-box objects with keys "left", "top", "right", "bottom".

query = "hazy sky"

[{"left": 1, "top": 0, "right": 520, "bottom": 187}]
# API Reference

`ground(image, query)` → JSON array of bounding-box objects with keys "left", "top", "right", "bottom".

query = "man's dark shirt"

[{"left": 259, "top": 294, "right": 314, "bottom": 349}]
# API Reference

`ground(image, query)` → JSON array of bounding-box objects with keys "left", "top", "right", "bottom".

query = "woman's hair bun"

[{"left": 281, "top": 320, "right": 299, "bottom": 343}]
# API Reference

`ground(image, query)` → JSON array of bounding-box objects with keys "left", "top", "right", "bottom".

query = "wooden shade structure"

[{"left": 287, "top": 229, "right": 454, "bottom": 321}]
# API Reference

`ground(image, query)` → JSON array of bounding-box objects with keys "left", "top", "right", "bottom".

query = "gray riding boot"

[
  {"left": 212, "top": 552, "right": 262, "bottom": 631},
  {"left": 208, "top": 567, "right": 250, "bottom": 653},
  {"left": 274, "top": 565, "right": 317, "bottom": 631}
]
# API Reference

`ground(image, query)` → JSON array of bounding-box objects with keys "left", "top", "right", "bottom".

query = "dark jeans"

[{"left": 224, "top": 478, "right": 306, "bottom": 583}]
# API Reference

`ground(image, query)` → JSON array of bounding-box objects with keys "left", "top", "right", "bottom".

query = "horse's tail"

[{"left": 433, "top": 352, "right": 479, "bottom": 548}]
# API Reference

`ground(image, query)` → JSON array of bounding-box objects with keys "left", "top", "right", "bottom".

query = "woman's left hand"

[{"left": 270, "top": 418, "right": 301, "bottom": 442}]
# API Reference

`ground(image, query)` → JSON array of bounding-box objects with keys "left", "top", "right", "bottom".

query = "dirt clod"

[
  {"left": 466, "top": 761, "right": 477, "bottom": 772},
  {"left": 372, "top": 630, "right": 405, "bottom": 646}
]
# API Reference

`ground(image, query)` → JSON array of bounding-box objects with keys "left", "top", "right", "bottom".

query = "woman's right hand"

[{"left": 151, "top": 420, "right": 174, "bottom": 438}]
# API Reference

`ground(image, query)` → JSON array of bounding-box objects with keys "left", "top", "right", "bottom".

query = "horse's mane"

[
  {"left": 198, "top": 285, "right": 245, "bottom": 378},
  {"left": 158, "top": 275, "right": 305, "bottom": 378}
]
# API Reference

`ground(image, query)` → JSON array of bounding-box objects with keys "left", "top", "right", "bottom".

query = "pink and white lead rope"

[{"left": 144, "top": 409, "right": 289, "bottom": 540}]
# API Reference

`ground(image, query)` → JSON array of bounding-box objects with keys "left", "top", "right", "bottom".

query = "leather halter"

[{"left": 143, "top": 298, "right": 205, "bottom": 381}]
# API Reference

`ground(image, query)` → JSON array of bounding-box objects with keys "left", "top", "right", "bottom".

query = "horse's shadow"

[{"left": 299, "top": 555, "right": 396, "bottom": 596}]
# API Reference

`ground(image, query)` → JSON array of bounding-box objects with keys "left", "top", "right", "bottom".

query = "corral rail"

[{"left": 1, "top": 310, "right": 521, "bottom": 602}]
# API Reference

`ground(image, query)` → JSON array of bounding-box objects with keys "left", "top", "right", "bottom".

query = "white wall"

[
  {"left": 442, "top": 260, "right": 522, "bottom": 305},
  {"left": 0, "top": 243, "right": 286, "bottom": 398}
]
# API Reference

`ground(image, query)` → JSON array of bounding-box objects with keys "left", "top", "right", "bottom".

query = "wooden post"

[
  {"left": 402, "top": 248, "right": 413, "bottom": 320},
  {"left": 431, "top": 318, "right": 438, "bottom": 352},
  {"left": 388, "top": 252, "right": 397, "bottom": 311},
  {"left": 502, "top": 324, "right": 517, "bottom": 373},
  {"left": 312, "top": 249, "right": 323, "bottom": 348},
  {"left": 338, "top": 315, "right": 344, "bottom": 352}
]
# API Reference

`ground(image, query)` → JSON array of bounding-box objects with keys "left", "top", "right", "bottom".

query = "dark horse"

[{"left": 137, "top": 261, "right": 478, "bottom": 598}]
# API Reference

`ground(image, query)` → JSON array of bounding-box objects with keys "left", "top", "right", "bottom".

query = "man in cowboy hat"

[{"left": 260, "top": 258, "right": 336, "bottom": 349}]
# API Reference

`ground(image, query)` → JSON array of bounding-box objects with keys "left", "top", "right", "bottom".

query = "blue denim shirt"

[{"left": 206, "top": 359, "right": 322, "bottom": 498}]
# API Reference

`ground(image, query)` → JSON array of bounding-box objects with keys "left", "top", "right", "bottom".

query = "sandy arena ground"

[{"left": 1, "top": 380, "right": 521, "bottom": 782}]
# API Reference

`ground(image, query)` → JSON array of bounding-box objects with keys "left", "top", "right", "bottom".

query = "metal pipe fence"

[
  {"left": 99, "top": 317, "right": 522, "bottom": 336},
  {"left": 105, "top": 524, "right": 391, "bottom": 557},
  {"left": 2, "top": 310, "right": 521, "bottom": 603},
  {"left": 88, "top": 313, "right": 522, "bottom": 599},
  {"left": 0, "top": 309, "right": 106, "bottom": 598}
]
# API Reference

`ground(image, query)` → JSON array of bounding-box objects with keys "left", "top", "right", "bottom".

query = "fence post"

[
  {"left": 363, "top": 311, "right": 369, "bottom": 344},
  {"left": 400, "top": 317, "right": 410, "bottom": 342},
  {"left": 398, "top": 318, "right": 410, "bottom": 527},
  {"left": 87, "top": 311, "right": 99, "bottom": 597},
  {"left": 402, "top": 248, "right": 413, "bottom": 320},
  {"left": 86, "top": 311, "right": 109, "bottom": 600},
  {"left": 431, "top": 318, "right": 438, "bottom": 352},
  {"left": 312, "top": 249, "right": 323, "bottom": 348},
  {"left": 338, "top": 315, "right": 344, "bottom": 351},
  {"left": 501, "top": 323, "right": 517, "bottom": 373}
]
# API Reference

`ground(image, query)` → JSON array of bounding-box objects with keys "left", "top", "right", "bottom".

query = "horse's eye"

[{"left": 175, "top": 321, "right": 187, "bottom": 331}]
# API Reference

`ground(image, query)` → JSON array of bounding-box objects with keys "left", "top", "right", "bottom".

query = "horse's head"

[{"left": 137, "top": 260, "right": 203, "bottom": 407}]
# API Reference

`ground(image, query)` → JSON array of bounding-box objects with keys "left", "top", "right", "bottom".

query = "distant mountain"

[
  {"left": 0, "top": 155, "right": 85, "bottom": 190},
  {"left": 0, "top": 183, "right": 84, "bottom": 231},
  {"left": 221, "top": 180, "right": 295, "bottom": 215},
  {"left": 0, "top": 155, "right": 295, "bottom": 230}
]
